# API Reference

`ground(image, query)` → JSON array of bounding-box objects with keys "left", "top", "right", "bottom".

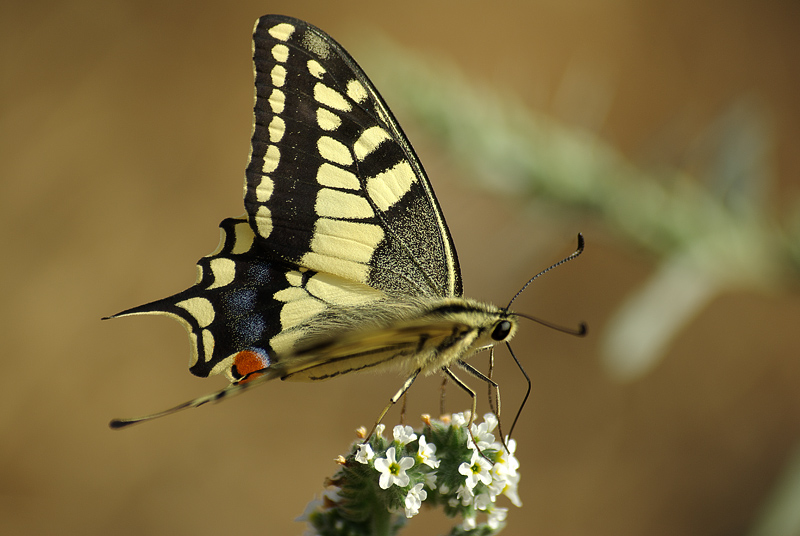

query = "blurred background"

[{"left": 2, "top": 1, "right": 799, "bottom": 535}]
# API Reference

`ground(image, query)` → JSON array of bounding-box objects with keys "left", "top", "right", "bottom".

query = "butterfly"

[{"left": 108, "top": 14, "right": 584, "bottom": 434}]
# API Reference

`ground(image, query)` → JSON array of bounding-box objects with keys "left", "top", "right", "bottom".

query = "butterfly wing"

[
  {"left": 110, "top": 15, "right": 464, "bottom": 384},
  {"left": 246, "top": 15, "right": 462, "bottom": 299}
]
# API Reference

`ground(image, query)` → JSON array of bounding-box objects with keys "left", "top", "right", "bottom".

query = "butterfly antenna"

[
  {"left": 506, "top": 233, "right": 584, "bottom": 310},
  {"left": 515, "top": 312, "right": 587, "bottom": 337}
]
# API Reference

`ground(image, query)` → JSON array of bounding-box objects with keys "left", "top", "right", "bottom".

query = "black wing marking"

[{"left": 109, "top": 218, "right": 286, "bottom": 380}]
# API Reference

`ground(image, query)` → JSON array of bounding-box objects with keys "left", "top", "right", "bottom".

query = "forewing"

[{"left": 246, "top": 15, "right": 462, "bottom": 298}]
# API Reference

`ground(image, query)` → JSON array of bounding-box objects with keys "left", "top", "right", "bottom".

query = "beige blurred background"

[{"left": 2, "top": 1, "right": 800, "bottom": 535}]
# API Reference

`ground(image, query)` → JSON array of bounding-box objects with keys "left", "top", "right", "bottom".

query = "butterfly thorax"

[{"left": 270, "top": 297, "right": 518, "bottom": 381}]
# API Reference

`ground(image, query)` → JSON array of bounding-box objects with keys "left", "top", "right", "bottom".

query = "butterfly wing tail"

[
  {"left": 103, "top": 217, "right": 289, "bottom": 381},
  {"left": 109, "top": 369, "right": 278, "bottom": 429}
]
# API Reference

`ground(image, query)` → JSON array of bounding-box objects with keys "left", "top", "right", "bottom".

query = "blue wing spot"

[
  {"left": 225, "top": 288, "right": 258, "bottom": 313},
  {"left": 247, "top": 262, "right": 272, "bottom": 284},
  {"left": 233, "top": 314, "right": 267, "bottom": 347}
]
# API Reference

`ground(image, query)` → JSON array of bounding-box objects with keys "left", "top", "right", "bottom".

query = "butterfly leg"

[
  {"left": 364, "top": 368, "right": 421, "bottom": 442},
  {"left": 457, "top": 357, "right": 512, "bottom": 454},
  {"left": 458, "top": 358, "right": 501, "bottom": 419},
  {"left": 442, "top": 367, "right": 491, "bottom": 461},
  {"left": 439, "top": 376, "right": 448, "bottom": 416},
  {"left": 486, "top": 347, "right": 498, "bottom": 416},
  {"left": 400, "top": 393, "right": 408, "bottom": 425}
]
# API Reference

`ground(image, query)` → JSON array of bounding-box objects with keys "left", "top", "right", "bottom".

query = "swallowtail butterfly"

[{"left": 109, "top": 15, "right": 583, "bottom": 431}]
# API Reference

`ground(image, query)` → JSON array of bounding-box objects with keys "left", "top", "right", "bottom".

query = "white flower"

[
  {"left": 488, "top": 438, "right": 522, "bottom": 506},
  {"left": 354, "top": 443, "right": 374, "bottom": 464},
  {"left": 482, "top": 413, "right": 498, "bottom": 432},
  {"left": 295, "top": 496, "right": 323, "bottom": 522},
  {"left": 404, "top": 483, "right": 427, "bottom": 518},
  {"left": 474, "top": 491, "right": 493, "bottom": 511},
  {"left": 499, "top": 438, "right": 520, "bottom": 474},
  {"left": 424, "top": 471, "right": 438, "bottom": 490},
  {"left": 374, "top": 424, "right": 386, "bottom": 439},
  {"left": 470, "top": 421, "right": 496, "bottom": 451},
  {"left": 455, "top": 484, "right": 474, "bottom": 506},
  {"left": 415, "top": 435, "right": 440, "bottom": 468},
  {"left": 487, "top": 507, "right": 508, "bottom": 529},
  {"left": 461, "top": 514, "right": 477, "bottom": 531},
  {"left": 458, "top": 449, "right": 493, "bottom": 489},
  {"left": 373, "top": 447, "right": 414, "bottom": 489},
  {"left": 502, "top": 471, "right": 522, "bottom": 507},
  {"left": 451, "top": 412, "right": 469, "bottom": 428},
  {"left": 393, "top": 425, "right": 417, "bottom": 445},
  {"left": 322, "top": 486, "right": 341, "bottom": 503}
]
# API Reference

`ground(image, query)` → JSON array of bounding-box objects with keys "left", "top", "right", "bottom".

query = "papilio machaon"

[{"left": 108, "top": 14, "right": 583, "bottom": 433}]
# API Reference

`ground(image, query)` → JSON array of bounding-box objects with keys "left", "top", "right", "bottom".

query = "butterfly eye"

[{"left": 491, "top": 320, "right": 512, "bottom": 341}]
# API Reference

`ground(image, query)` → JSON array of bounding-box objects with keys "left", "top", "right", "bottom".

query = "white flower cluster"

[
  {"left": 450, "top": 413, "right": 521, "bottom": 530},
  {"left": 301, "top": 413, "right": 522, "bottom": 535}
]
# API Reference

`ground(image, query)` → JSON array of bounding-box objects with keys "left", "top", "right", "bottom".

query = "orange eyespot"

[{"left": 234, "top": 349, "right": 270, "bottom": 380}]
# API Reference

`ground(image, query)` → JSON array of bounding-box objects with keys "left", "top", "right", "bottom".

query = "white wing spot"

[
  {"left": 256, "top": 175, "right": 274, "bottom": 202},
  {"left": 210, "top": 355, "right": 236, "bottom": 378},
  {"left": 354, "top": 126, "right": 391, "bottom": 161},
  {"left": 230, "top": 221, "right": 255, "bottom": 254},
  {"left": 271, "top": 44, "right": 289, "bottom": 62},
  {"left": 201, "top": 328, "right": 215, "bottom": 358},
  {"left": 207, "top": 257, "right": 236, "bottom": 290},
  {"left": 270, "top": 329, "right": 306, "bottom": 356},
  {"left": 367, "top": 161, "right": 417, "bottom": 211},
  {"left": 301, "top": 253, "right": 368, "bottom": 284},
  {"left": 314, "top": 83, "right": 351, "bottom": 112},
  {"left": 274, "top": 286, "right": 307, "bottom": 302},
  {"left": 316, "top": 108, "right": 341, "bottom": 131},
  {"left": 306, "top": 273, "right": 383, "bottom": 305},
  {"left": 346, "top": 79, "right": 368, "bottom": 103},
  {"left": 268, "top": 22, "right": 295, "bottom": 42},
  {"left": 187, "top": 331, "right": 199, "bottom": 367},
  {"left": 317, "top": 136, "right": 353, "bottom": 166},
  {"left": 310, "top": 218, "right": 383, "bottom": 264},
  {"left": 315, "top": 188, "right": 374, "bottom": 219},
  {"left": 269, "top": 89, "right": 285, "bottom": 113},
  {"left": 255, "top": 205, "right": 273, "bottom": 238},
  {"left": 279, "top": 298, "right": 327, "bottom": 330},
  {"left": 271, "top": 64, "right": 286, "bottom": 87},
  {"left": 176, "top": 297, "right": 215, "bottom": 328},
  {"left": 307, "top": 59, "right": 326, "bottom": 78},
  {"left": 268, "top": 116, "right": 285, "bottom": 142},
  {"left": 316, "top": 163, "right": 360, "bottom": 190},
  {"left": 262, "top": 145, "right": 280, "bottom": 173},
  {"left": 285, "top": 270, "right": 303, "bottom": 287},
  {"left": 301, "top": 32, "right": 330, "bottom": 59},
  {"left": 208, "top": 226, "right": 229, "bottom": 256}
]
